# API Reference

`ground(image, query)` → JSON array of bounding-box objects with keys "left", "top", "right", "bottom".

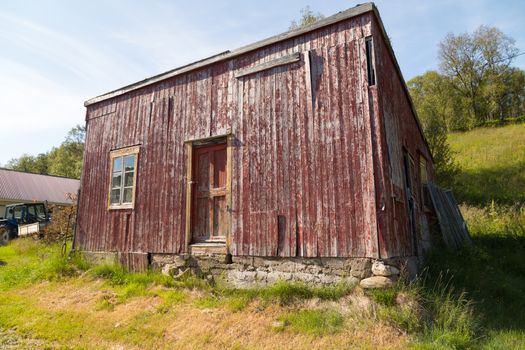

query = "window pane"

[
  {"left": 124, "top": 155, "right": 135, "bottom": 172},
  {"left": 112, "top": 157, "right": 123, "bottom": 173},
  {"left": 27, "top": 206, "right": 36, "bottom": 217},
  {"left": 112, "top": 173, "right": 122, "bottom": 189},
  {"left": 36, "top": 204, "right": 45, "bottom": 216},
  {"left": 124, "top": 172, "right": 134, "bottom": 187},
  {"left": 123, "top": 188, "right": 133, "bottom": 203},
  {"left": 110, "top": 189, "right": 121, "bottom": 204},
  {"left": 35, "top": 204, "right": 46, "bottom": 219}
]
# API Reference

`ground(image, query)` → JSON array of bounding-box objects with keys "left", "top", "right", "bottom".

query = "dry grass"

[{"left": 0, "top": 278, "right": 409, "bottom": 350}]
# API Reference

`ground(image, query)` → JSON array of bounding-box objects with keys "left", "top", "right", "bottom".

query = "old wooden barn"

[{"left": 76, "top": 3, "right": 436, "bottom": 286}]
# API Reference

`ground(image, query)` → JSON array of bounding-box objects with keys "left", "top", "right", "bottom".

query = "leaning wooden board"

[{"left": 427, "top": 182, "right": 472, "bottom": 249}]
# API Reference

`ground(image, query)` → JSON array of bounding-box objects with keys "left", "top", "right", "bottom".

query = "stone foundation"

[{"left": 82, "top": 250, "right": 420, "bottom": 288}]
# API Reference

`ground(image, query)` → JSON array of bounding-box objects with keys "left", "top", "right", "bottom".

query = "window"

[
  {"left": 13, "top": 206, "right": 23, "bottom": 219},
  {"left": 419, "top": 156, "right": 431, "bottom": 210},
  {"left": 365, "top": 36, "right": 376, "bottom": 86},
  {"left": 27, "top": 204, "right": 46, "bottom": 220},
  {"left": 108, "top": 146, "right": 140, "bottom": 209},
  {"left": 35, "top": 204, "right": 46, "bottom": 219}
]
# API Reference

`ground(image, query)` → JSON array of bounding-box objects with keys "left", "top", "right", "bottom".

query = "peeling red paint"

[{"left": 76, "top": 9, "right": 434, "bottom": 259}]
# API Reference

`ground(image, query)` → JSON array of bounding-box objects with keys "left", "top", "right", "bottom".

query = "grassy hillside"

[
  {"left": 430, "top": 123, "right": 525, "bottom": 348},
  {"left": 448, "top": 123, "right": 525, "bottom": 205}
]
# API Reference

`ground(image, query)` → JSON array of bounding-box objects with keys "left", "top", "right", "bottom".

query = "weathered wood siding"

[
  {"left": 370, "top": 16, "right": 435, "bottom": 258},
  {"left": 76, "top": 10, "right": 431, "bottom": 259}
]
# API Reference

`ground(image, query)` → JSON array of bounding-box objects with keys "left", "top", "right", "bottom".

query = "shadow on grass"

[
  {"left": 0, "top": 260, "right": 5, "bottom": 266},
  {"left": 453, "top": 162, "right": 525, "bottom": 206},
  {"left": 424, "top": 234, "right": 525, "bottom": 332}
]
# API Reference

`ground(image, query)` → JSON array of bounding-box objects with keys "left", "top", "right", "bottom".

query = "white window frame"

[{"left": 108, "top": 146, "right": 140, "bottom": 210}]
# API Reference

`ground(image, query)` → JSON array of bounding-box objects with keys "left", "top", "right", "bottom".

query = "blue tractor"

[{"left": 0, "top": 202, "right": 52, "bottom": 245}]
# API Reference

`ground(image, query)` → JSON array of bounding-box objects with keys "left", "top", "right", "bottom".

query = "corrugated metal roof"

[{"left": 0, "top": 168, "right": 80, "bottom": 205}]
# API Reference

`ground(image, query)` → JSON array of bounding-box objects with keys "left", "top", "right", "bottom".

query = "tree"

[
  {"left": 65, "top": 124, "right": 86, "bottom": 144},
  {"left": 438, "top": 25, "right": 520, "bottom": 124},
  {"left": 5, "top": 153, "right": 49, "bottom": 174},
  {"left": 408, "top": 72, "right": 459, "bottom": 186},
  {"left": 289, "top": 6, "right": 324, "bottom": 30},
  {"left": 5, "top": 124, "right": 85, "bottom": 179},
  {"left": 48, "top": 124, "right": 85, "bottom": 179}
]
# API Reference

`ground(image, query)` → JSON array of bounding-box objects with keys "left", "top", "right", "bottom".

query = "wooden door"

[{"left": 191, "top": 143, "right": 228, "bottom": 243}]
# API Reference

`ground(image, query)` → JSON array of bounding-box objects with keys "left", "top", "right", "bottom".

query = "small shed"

[
  {"left": 76, "top": 3, "right": 435, "bottom": 286},
  {"left": 0, "top": 168, "right": 80, "bottom": 218}
]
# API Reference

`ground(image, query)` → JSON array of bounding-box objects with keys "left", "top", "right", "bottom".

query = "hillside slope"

[{"left": 448, "top": 123, "right": 525, "bottom": 205}]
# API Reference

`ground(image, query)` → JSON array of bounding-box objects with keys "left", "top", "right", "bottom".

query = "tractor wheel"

[{"left": 0, "top": 227, "right": 9, "bottom": 246}]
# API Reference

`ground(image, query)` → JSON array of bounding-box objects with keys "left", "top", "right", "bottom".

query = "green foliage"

[
  {"left": 407, "top": 72, "right": 460, "bottom": 186},
  {"left": 408, "top": 71, "right": 470, "bottom": 131},
  {"left": 438, "top": 25, "right": 522, "bottom": 125},
  {"left": 47, "top": 140, "right": 84, "bottom": 179},
  {"left": 5, "top": 153, "right": 50, "bottom": 174},
  {"left": 410, "top": 26, "right": 525, "bottom": 138},
  {"left": 277, "top": 309, "right": 344, "bottom": 335},
  {"left": 289, "top": 6, "right": 324, "bottom": 30}
]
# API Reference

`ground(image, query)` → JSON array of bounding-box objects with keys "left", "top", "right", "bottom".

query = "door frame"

[
  {"left": 402, "top": 148, "right": 418, "bottom": 256},
  {"left": 184, "top": 133, "right": 232, "bottom": 253}
]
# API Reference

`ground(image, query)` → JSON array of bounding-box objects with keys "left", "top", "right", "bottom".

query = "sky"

[{"left": 0, "top": 0, "right": 524, "bottom": 165}]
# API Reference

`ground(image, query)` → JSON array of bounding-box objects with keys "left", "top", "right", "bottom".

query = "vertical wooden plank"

[{"left": 184, "top": 142, "right": 193, "bottom": 253}]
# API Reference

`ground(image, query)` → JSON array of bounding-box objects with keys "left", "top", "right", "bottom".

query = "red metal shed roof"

[{"left": 0, "top": 168, "right": 80, "bottom": 205}]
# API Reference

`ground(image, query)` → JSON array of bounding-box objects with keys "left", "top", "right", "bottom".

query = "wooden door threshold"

[{"left": 190, "top": 242, "right": 227, "bottom": 255}]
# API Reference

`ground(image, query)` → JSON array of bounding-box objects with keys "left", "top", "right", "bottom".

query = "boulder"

[
  {"left": 359, "top": 276, "right": 394, "bottom": 289},
  {"left": 350, "top": 258, "right": 373, "bottom": 279},
  {"left": 160, "top": 256, "right": 187, "bottom": 276},
  {"left": 372, "top": 261, "right": 400, "bottom": 277}
]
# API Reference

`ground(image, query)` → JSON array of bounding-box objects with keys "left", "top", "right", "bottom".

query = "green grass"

[
  {"left": 277, "top": 309, "right": 344, "bottom": 335},
  {"left": 190, "top": 280, "right": 357, "bottom": 312},
  {"left": 448, "top": 123, "right": 525, "bottom": 205},
  {"left": 412, "top": 123, "right": 525, "bottom": 349},
  {"left": 0, "top": 239, "right": 89, "bottom": 290},
  {"left": 425, "top": 206, "right": 525, "bottom": 333},
  {"left": 1, "top": 121, "right": 524, "bottom": 349}
]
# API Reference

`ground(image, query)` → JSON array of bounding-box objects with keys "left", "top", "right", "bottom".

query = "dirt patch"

[{"left": 0, "top": 327, "right": 57, "bottom": 349}]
